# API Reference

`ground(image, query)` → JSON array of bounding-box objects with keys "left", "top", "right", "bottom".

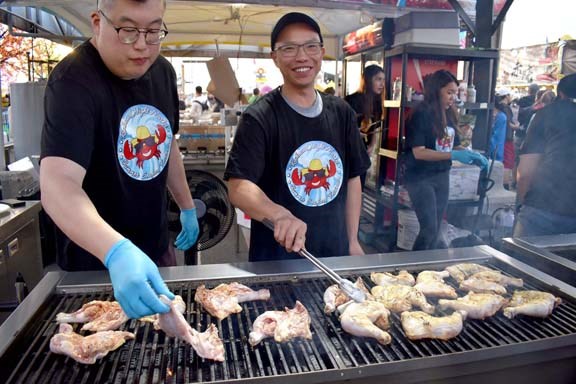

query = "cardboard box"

[
  {"left": 178, "top": 124, "right": 225, "bottom": 152},
  {"left": 395, "top": 11, "right": 459, "bottom": 34}
]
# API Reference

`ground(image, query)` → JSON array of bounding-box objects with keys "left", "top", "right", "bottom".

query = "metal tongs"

[{"left": 262, "top": 219, "right": 366, "bottom": 303}]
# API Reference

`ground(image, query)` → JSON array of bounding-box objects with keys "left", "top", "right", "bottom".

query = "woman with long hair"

[
  {"left": 345, "top": 64, "right": 385, "bottom": 188},
  {"left": 404, "top": 70, "right": 487, "bottom": 250}
]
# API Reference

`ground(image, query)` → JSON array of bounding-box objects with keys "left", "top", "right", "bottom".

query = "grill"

[
  {"left": 503, "top": 234, "right": 576, "bottom": 285},
  {"left": 2, "top": 246, "right": 576, "bottom": 384}
]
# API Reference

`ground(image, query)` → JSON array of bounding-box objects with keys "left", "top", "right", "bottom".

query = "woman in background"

[
  {"left": 489, "top": 95, "right": 508, "bottom": 161},
  {"left": 404, "top": 70, "right": 487, "bottom": 250},
  {"left": 345, "top": 64, "right": 385, "bottom": 189}
]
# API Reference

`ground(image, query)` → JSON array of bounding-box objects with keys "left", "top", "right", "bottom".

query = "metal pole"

[{"left": 0, "top": 65, "right": 5, "bottom": 171}]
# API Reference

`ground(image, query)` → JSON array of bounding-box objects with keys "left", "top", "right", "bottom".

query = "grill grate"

[{"left": 2, "top": 263, "right": 576, "bottom": 383}]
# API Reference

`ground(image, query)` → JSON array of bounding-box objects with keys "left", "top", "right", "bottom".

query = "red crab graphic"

[
  {"left": 291, "top": 159, "right": 337, "bottom": 195},
  {"left": 123, "top": 124, "right": 167, "bottom": 168}
]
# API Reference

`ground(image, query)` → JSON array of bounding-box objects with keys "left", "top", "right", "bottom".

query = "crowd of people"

[{"left": 36, "top": 0, "right": 575, "bottom": 320}]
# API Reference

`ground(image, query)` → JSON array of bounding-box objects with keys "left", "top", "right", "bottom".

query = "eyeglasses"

[
  {"left": 98, "top": 10, "right": 168, "bottom": 45},
  {"left": 274, "top": 42, "right": 323, "bottom": 58}
]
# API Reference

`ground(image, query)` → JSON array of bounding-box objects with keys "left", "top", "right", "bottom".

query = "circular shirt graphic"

[
  {"left": 286, "top": 141, "right": 344, "bottom": 207},
  {"left": 117, "top": 104, "right": 173, "bottom": 180}
]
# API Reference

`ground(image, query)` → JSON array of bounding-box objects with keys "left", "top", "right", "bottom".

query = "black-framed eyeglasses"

[
  {"left": 275, "top": 42, "right": 323, "bottom": 57},
  {"left": 98, "top": 10, "right": 168, "bottom": 45}
]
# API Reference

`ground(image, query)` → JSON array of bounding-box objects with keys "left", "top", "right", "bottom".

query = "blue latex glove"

[
  {"left": 174, "top": 207, "right": 199, "bottom": 251},
  {"left": 451, "top": 150, "right": 489, "bottom": 171},
  {"left": 104, "top": 239, "right": 174, "bottom": 319}
]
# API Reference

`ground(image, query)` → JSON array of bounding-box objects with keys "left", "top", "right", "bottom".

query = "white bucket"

[{"left": 397, "top": 209, "right": 420, "bottom": 250}]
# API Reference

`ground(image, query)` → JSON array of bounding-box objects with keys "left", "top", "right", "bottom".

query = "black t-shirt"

[
  {"left": 224, "top": 89, "right": 370, "bottom": 261},
  {"left": 344, "top": 92, "right": 382, "bottom": 147},
  {"left": 41, "top": 41, "right": 179, "bottom": 271},
  {"left": 520, "top": 99, "right": 576, "bottom": 215},
  {"left": 404, "top": 106, "right": 459, "bottom": 181}
]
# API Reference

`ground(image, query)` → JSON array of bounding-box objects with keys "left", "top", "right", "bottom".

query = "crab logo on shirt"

[
  {"left": 286, "top": 141, "right": 343, "bottom": 207},
  {"left": 117, "top": 105, "right": 173, "bottom": 180},
  {"left": 435, "top": 126, "right": 456, "bottom": 153}
]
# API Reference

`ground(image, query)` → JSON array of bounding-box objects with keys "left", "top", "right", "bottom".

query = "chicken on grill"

[
  {"left": 195, "top": 282, "right": 270, "bottom": 320},
  {"left": 401, "top": 310, "right": 467, "bottom": 341},
  {"left": 49, "top": 323, "right": 134, "bottom": 364},
  {"left": 339, "top": 300, "right": 392, "bottom": 345},
  {"left": 503, "top": 290, "right": 562, "bottom": 319},
  {"left": 158, "top": 295, "right": 224, "bottom": 361},
  {"left": 249, "top": 301, "right": 312, "bottom": 346},
  {"left": 438, "top": 292, "right": 507, "bottom": 319},
  {"left": 371, "top": 285, "right": 435, "bottom": 314},
  {"left": 139, "top": 295, "right": 186, "bottom": 329},
  {"left": 370, "top": 270, "right": 415, "bottom": 287},
  {"left": 323, "top": 277, "right": 371, "bottom": 314},
  {"left": 459, "top": 270, "right": 523, "bottom": 295},
  {"left": 445, "top": 263, "right": 494, "bottom": 283},
  {"left": 414, "top": 270, "right": 458, "bottom": 299},
  {"left": 56, "top": 300, "right": 128, "bottom": 332}
]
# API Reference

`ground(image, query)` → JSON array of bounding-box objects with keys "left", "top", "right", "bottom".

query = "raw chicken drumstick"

[
  {"left": 56, "top": 300, "right": 128, "bottom": 332},
  {"left": 157, "top": 295, "right": 225, "bottom": 361},
  {"left": 249, "top": 301, "right": 312, "bottom": 346},
  {"left": 139, "top": 295, "right": 186, "bottom": 329},
  {"left": 195, "top": 282, "right": 270, "bottom": 320},
  {"left": 49, "top": 323, "right": 134, "bottom": 364}
]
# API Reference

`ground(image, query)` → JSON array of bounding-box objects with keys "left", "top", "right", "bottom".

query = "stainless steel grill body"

[
  {"left": 1, "top": 246, "right": 576, "bottom": 384},
  {"left": 503, "top": 234, "right": 576, "bottom": 285}
]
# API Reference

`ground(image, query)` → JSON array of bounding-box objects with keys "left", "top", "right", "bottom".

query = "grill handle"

[{"left": 262, "top": 218, "right": 365, "bottom": 303}]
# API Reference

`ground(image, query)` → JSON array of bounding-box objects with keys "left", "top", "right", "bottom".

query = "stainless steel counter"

[{"left": 0, "top": 201, "right": 43, "bottom": 304}]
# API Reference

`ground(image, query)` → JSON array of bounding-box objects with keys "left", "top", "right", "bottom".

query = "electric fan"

[{"left": 167, "top": 170, "right": 235, "bottom": 264}]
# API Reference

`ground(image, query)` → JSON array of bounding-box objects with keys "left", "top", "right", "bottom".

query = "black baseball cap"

[{"left": 271, "top": 12, "right": 323, "bottom": 51}]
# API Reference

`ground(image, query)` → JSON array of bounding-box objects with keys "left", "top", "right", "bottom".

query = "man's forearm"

[
  {"left": 345, "top": 177, "right": 362, "bottom": 244},
  {"left": 41, "top": 169, "right": 123, "bottom": 262},
  {"left": 227, "top": 178, "right": 289, "bottom": 222},
  {"left": 167, "top": 139, "right": 195, "bottom": 210}
]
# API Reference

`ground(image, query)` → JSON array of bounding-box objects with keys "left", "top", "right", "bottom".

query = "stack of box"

[
  {"left": 394, "top": 11, "right": 460, "bottom": 47},
  {"left": 449, "top": 162, "right": 481, "bottom": 200}
]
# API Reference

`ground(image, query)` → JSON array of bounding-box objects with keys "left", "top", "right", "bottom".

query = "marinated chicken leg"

[
  {"left": 459, "top": 278, "right": 507, "bottom": 295},
  {"left": 249, "top": 301, "right": 312, "bottom": 346},
  {"left": 503, "top": 290, "right": 562, "bottom": 319},
  {"left": 370, "top": 270, "right": 415, "bottom": 287},
  {"left": 401, "top": 310, "right": 467, "bottom": 341},
  {"left": 50, "top": 323, "right": 134, "bottom": 364},
  {"left": 157, "top": 295, "right": 224, "bottom": 361},
  {"left": 438, "top": 292, "right": 507, "bottom": 319},
  {"left": 56, "top": 300, "right": 128, "bottom": 332},
  {"left": 414, "top": 271, "right": 457, "bottom": 299},
  {"left": 195, "top": 283, "right": 270, "bottom": 320},
  {"left": 323, "top": 277, "right": 371, "bottom": 314},
  {"left": 139, "top": 295, "right": 186, "bottom": 329},
  {"left": 339, "top": 301, "right": 392, "bottom": 345},
  {"left": 445, "top": 263, "right": 493, "bottom": 283},
  {"left": 371, "top": 285, "right": 435, "bottom": 314},
  {"left": 468, "top": 271, "right": 524, "bottom": 287}
]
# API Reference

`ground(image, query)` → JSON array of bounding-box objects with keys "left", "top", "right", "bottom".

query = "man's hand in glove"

[
  {"left": 452, "top": 150, "right": 489, "bottom": 171},
  {"left": 174, "top": 207, "right": 199, "bottom": 251},
  {"left": 105, "top": 239, "right": 174, "bottom": 318}
]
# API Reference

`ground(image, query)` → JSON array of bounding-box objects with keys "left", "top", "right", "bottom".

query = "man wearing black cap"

[
  {"left": 515, "top": 73, "right": 576, "bottom": 236},
  {"left": 224, "top": 12, "right": 370, "bottom": 261}
]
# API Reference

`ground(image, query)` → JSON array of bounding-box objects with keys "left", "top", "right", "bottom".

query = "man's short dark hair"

[
  {"left": 195, "top": 86, "right": 202, "bottom": 94},
  {"left": 528, "top": 83, "right": 540, "bottom": 95},
  {"left": 557, "top": 73, "right": 576, "bottom": 99},
  {"left": 271, "top": 12, "right": 323, "bottom": 51}
]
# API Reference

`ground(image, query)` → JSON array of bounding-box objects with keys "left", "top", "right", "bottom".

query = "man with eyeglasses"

[
  {"left": 40, "top": 0, "right": 199, "bottom": 319},
  {"left": 225, "top": 13, "right": 370, "bottom": 262}
]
